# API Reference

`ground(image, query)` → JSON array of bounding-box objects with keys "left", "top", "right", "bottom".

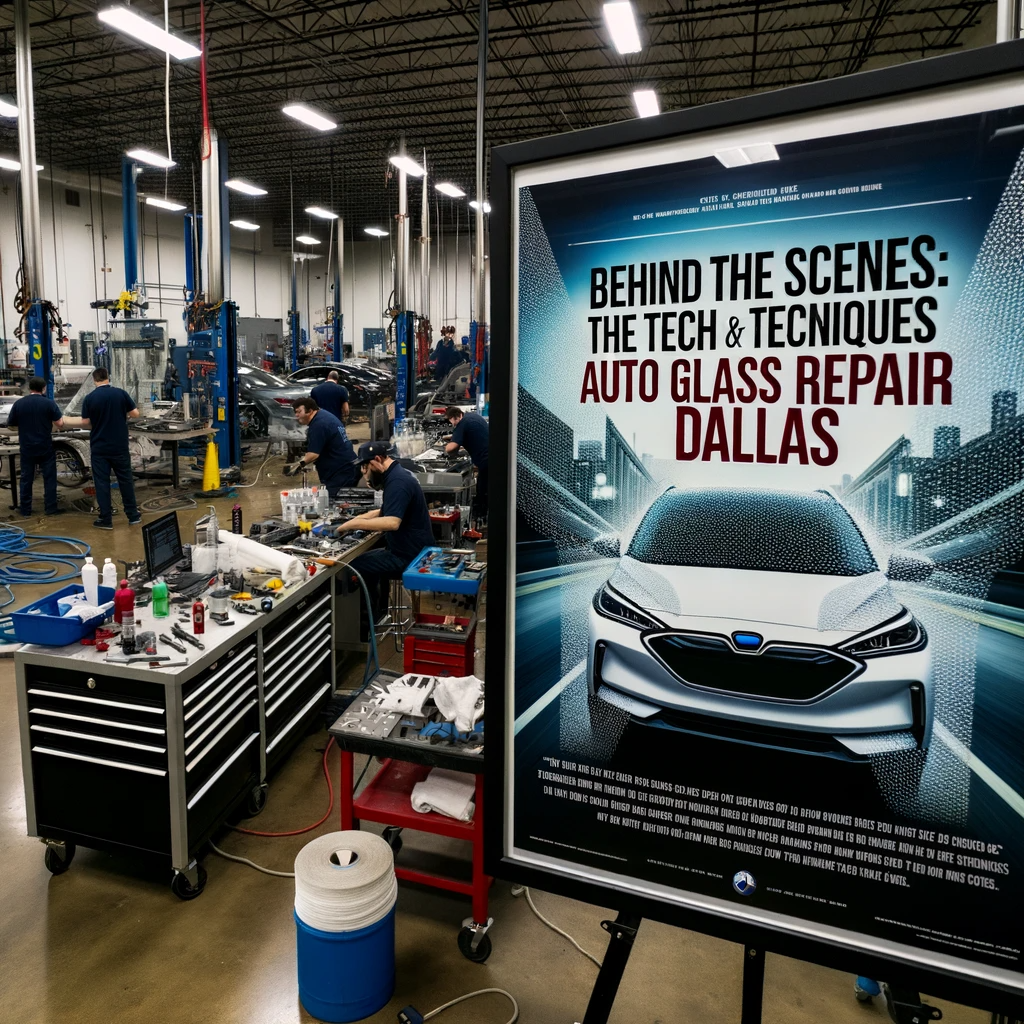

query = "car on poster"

[{"left": 587, "top": 487, "right": 933, "bottom": 761}]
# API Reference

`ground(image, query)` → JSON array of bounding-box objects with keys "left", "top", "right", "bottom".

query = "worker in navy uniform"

[
  {"left": 286, "top": 397, "right": 359, "bottom": 497},
  {"left": 310, "top": 369, "right": 350, "bottom": 422},
  {"left": 445, "top": 406, "right": 489, "bottom": 524},
  {"left": 336, "top": 441, "right": 433, "bottom": 625},
  {"left": 6, "top": 376, "right": 65, "bottom": 518},
  {"left": 71, "top": 366, "right": 141, "bottom": 529}
]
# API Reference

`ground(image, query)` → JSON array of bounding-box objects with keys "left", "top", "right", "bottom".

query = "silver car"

[{"left": 588, "top": 487, "right": 933, "bottom": 760}]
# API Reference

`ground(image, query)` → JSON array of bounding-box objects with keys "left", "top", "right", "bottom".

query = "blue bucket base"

[{"left": 295, "top": 908, "right": 396, "bottom": 1023}]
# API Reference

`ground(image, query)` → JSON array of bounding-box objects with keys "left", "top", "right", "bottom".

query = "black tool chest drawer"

[
  {"left": 262, "top": 584, "right": 332, "bottom": 763},
  {"left": 24, "top": 665, "right": 172, "bottom": 854}
]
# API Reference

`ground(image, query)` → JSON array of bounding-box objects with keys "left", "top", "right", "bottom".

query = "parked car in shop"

[
  {"left": 287, "top": 362, "right": 395, "bottom": 419},
  {"left": 237, "top": 364, "right": 308, "bottom": 441},
  {"left": 587, "top": 487, "right": 934, "bottom": 761}
]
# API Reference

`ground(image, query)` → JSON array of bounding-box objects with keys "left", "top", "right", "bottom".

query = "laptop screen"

[{"left": 142, "top": 512, "right": 183, "bottom": 579}]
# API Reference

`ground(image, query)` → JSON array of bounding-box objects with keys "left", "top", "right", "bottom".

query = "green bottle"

[{"left": 152, "top": 578, "right": 170, "bottom": 618}]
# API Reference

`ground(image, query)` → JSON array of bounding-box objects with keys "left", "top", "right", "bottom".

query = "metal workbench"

[{"left": 14, "top": 537, "right": 377, "bottom": 899}]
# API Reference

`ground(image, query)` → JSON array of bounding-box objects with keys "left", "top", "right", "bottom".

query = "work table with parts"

[{"left": 14, "top": 533, "right": 376, "bottom": 899}]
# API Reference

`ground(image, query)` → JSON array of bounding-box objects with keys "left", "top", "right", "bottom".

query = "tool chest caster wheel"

[
  {"left": 245, "top": 784, "right": 268, "bottom": 816},
  {"left": 171, "top": 864, "right": 207, "bottom": 901},
  {"left": 458, "top": 926, "right": 492, "bottom": 963},
  {"left": 43, "top": 841, "right": 75, "bottom": 875}
]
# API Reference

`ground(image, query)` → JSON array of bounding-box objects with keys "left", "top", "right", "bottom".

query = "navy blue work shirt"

[
  {"left": 8, "top": 393, "right": 62, "bottom": 456},
  {"left": 306, "top": 408, "right": 359, "bottom": 488},
  {"left": 379, "top": 462, "right": 434, "bottom": 565},
  {"left": 451, "top": 411, "right": 488, "bottom": 469},
  {"left": 80, "top": 384, "right": 136, "bottom": 456},
  {"left": 310, "top": 381, "right": 350, "bottom": 420}
]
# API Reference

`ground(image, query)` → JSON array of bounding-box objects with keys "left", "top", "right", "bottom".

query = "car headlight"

[
  {"left": 839, "top": 609, "right": 926, "bottom": 658},
  {"left": 593, "top": 582, "right": 665, "bottom": 631}
]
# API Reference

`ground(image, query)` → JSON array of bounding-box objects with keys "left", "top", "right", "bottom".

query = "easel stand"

[{"left": 579, "top": 914, "right": 942, "bottom": 1024}]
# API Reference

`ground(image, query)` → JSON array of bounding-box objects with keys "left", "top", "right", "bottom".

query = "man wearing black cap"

[
  {"left": 336, "top": 441, "right": 434, "bottom": 625},
  {"left": 285, "top": 397, "right": 360, "bottom": 497}
]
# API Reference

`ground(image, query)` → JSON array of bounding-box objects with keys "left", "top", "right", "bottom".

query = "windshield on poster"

[{"left": 509, "top": 106, "right": 1024, "bottom": 982}]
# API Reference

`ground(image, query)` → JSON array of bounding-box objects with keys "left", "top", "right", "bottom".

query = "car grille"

[{"left": 644, "top": 632, "right": 860, "bottom": 702}]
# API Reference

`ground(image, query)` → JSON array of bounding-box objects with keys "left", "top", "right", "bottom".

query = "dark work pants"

[
  {"left": 91, "top": 450, "right": 140, "bottom": 523},
  {"left": 473, "top": 463, "right": 489, "bottom": 523},
  {"left": 19, "top": 450, "right": 58, "bottom": 515},
  {"left": 350, "top": 548, "right": 408, "bottom": 623}
]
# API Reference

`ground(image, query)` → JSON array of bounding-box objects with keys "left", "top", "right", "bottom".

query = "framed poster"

[{"left": 487, "top": 42, "right": 1024, "bottom": 1011}]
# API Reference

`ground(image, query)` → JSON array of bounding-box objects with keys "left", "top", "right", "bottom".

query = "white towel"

[
  {"left": 432, "top": 675, "right": 484, "bottom": 733},
  {"left": 410, "top": 768, "right": 476, "bottom": 821}
]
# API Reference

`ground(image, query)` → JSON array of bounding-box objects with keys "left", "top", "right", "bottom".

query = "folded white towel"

[
  {"left": 410, "top": 768, "right": 476, "bottom": 821},
  {"left": 432, "top": 675, "right": 484, "bottom": 733}
]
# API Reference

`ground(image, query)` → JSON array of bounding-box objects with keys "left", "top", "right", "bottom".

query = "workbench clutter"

[{"left": 294, "top": 831, "right": 397, "bottom": 1023}]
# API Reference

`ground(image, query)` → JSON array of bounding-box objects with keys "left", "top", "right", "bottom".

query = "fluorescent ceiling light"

[
  {"left": 305, "top": 206, "right": 338, "bottom": 220},
  {"left": 603, "top": 2, "right": 642, "bottom": 54},
  {"left": 0, "top": 156, "right": 42, "bottom": 171},
  {"left": 0, "top": 97, "right": 17, "bottom": 119},
  {"left": 146, "top": 196, "right": 186, "bottom": 211},
  {"left": 282, "top": 104, "right": 336, "bottom": 132},
  {"left": 98, "top": 7, "right": 201, "bottom": 61},
  {"left": 633, "top": 89, "right": 659, "bottom": 118},
  {"left": 225, "top": 179, "right": 267, "bottom": 196},
  {"left": 364, "top": 227, "right": 388, "bottom": 237},
  {"left": 296, "top": 235, "right": 320, "bottom": 245},
  {"left": 715, "top": 143, "right": 779, "bottom": 167},
  {"left": 389, "top": 155, "right": 425, "bottom": 178},
  {"left": 230, "top": 219, "right": 260, "bottom": 231},
  {"left": 435, "top": 182, "right": 465, "bottom": 198},
  {"left": 127, "top": 148, "right": 176, "bottom": 169},
  {"left": 469, "top": 200, "right": 491, "bottom": 213}
]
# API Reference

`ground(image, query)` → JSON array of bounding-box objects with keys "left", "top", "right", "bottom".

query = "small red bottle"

[{"left": 192, "top": 598, "right": 206, "bottom": 635}]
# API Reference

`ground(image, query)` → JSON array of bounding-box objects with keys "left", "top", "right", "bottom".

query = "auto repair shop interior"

[{"left": 0, "top": 2, "right": 1018, "bottom": 1024}]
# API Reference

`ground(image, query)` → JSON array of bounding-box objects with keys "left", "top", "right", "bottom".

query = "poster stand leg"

[
  {"left": 741, "top": 946, "right": 765, "bottom": 1024},
  {"left": 580, "top": 913, "right": 642, "bottom": 1024}
]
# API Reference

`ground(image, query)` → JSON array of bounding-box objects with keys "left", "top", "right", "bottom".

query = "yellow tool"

[
  {"left": 231, "top": 592, "right": 252, "bottom": 601},
  {"left": 265, "top": 578, "right": 284, "bottom": 590}
]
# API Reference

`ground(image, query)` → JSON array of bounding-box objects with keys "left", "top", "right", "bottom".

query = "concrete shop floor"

[{"left": 0, "top": 464, "right": 992, "bottom": 1024}]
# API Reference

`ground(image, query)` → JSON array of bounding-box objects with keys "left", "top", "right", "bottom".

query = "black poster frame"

[{"left": 485, "top": 39, "right": 1024, "bottom": 1018}]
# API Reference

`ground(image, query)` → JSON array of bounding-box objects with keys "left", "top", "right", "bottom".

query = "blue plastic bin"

[
  {"left": 294, "top": 909, "right": 395, "bottom": 1023},
  {"left": 10, "top": 584, "right": 115, "bottom": 646}
]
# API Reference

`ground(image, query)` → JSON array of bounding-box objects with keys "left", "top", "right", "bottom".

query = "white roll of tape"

[{"left": 294, "top": 831, "right": 397, "bottom": 933}]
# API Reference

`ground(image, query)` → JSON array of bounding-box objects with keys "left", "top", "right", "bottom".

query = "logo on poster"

[{"left": 733, "top": 870, "right": 757, "bottom": 896}]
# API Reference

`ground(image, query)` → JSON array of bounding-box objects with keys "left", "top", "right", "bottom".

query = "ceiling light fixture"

[
  {"left": 435, "top": 182, "right": 466, "bottom": 198},
  {"left": 146, "top": 197, "right": 186, "bottom": 211},
  {"left": 225, "top": 179, "right": 267, "bottom": 196},
  {"left": 389, "top": 155, "right": 425, "bottom": 178},
  {"left": 127, "top": 148, "right": 176, "bottom": 169},
  {"left": 296, "top": 234, "right": 320, "bottom": 245},
  {"left": 98, "top": 7, "right": 201, "bottom": 60},
  {"left": 0, "top": 156, "right": 43, "bottom": 171},
  {"left": 603, "top": 2, "right": 642, "bottom": 54},
  {"left": 714, "top": 143, "right": 779, "bottom": 168},
  {"left": 230, "top": 220, "right": 260, "bottom": 231},
  {"left": 364, "top": 227, "right": 388, "bottom": 237},
  {"left": 0, "top": 97, "right": 17, "bottom": 119},
  {"left": 469, "top": 200, "right": 491, "bottom": 213},
  {"left": 282, "top": 104, "right": 336, "bottom": 132},
  {"left": 305, "top": 206, "right": 338, "bottom": 220},
  {"left": 633, "top": 89, "right": 659, "bottom": 118}
]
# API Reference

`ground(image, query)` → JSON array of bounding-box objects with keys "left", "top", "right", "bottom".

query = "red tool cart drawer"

[{"left": 403, "top": 614, "right": 476, "bottom": 676}]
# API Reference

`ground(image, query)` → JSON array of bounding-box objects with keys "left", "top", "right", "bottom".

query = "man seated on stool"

[
  {"left": 285, "top": 397, "right": 360, "bottom": 498},
  {"left": 445, "top": 405, "right": 489, "bottom": 526},
  {"left": 336, "top": 441, "right": 434, "bottom": 628}
]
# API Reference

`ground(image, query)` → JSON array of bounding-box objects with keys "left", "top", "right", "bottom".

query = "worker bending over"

[
  {"left": 287, "top": 397, "right": 359, "bottom": 497},
  {"left": 310, "top": 370, "right": 350, "bottom": 422},
  {"left": 445, "top": 405, "right": 489, "bottom": 524},
  {"left": 336, "top": 441, "right": 433, "bottom": 626},
  {"left": 7, "top": 376, "right": 65, "bottom": 517}
]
